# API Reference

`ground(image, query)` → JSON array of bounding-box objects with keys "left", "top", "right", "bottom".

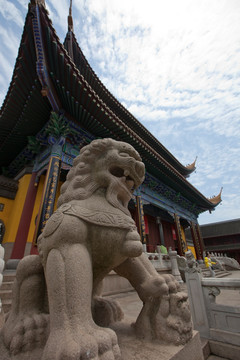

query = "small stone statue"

[
  {"left": 0, "top": 139, "right": 192, "bottom": 359},
  {"left": 185, "top": 249, "right": 201, "bottom": 274}
]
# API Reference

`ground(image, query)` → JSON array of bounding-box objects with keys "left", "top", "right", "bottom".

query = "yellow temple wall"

[
  {"left": 180, "top": 226, "right": 188, "bottom": 252},
  {"left": 187, "top": 245, "right": 197, "bottom": 258},
  {"left": 2, "top": 174, "right": 31, "bottom": 245}
]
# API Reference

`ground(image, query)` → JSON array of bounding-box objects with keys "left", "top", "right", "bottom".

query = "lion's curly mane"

[{"left": 57, "top": 138, "right": 141, "bottom": 208}]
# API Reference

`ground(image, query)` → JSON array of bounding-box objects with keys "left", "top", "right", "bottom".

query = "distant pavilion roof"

[
  {"left": 0, "top": 1, "right": 221, "bottom": 213},
  {"left": 200, "top": 218, "right": 240, "bottom": 238}
]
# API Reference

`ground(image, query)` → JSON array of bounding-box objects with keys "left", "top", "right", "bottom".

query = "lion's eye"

[
  {"left": 119, "top": 152, "right": 130, "bottom": 157},
  {"left": 110, "top": 167, "right": 125, "bottom": 177}
]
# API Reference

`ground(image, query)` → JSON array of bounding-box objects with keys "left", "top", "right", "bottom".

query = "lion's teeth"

[{"left": 124, "top": 170, "right": 130, "bottom": 177}]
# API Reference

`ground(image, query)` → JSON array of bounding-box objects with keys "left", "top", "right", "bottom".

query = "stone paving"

[
  {"left": 106, "top": 270, "right": 240, "bottom": 321},
  {"left": 0, "top": 269, "right": 239, "bottom": 359},
  {"left": 212, "top": 270, "right": 240, "bottom": 306},
  {"left": 106, "top": 270, "right": 240, "bottom": 360}
]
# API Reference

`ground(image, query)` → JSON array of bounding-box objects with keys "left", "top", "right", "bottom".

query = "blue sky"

[{"left": 0, "top": 0, "right": 240, "bottom": 225}]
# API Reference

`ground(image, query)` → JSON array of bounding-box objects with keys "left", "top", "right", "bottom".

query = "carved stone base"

[
  {"left": 110, "top": 323, "right": 204, "bottom": 360},
  {"left": 0, "top": 324, "right": 203, "bottom": 360}
]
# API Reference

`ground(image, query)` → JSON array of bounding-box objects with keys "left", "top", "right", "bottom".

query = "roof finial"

[
  {"left": 186, "top": 156, "right": 198, "bottom": 171},
  {"left": 68, "top": 0, "right": 74, "bottom": 32},
  {"left": 208, "top": 187, "right": 223, "bottom": 205},
  {"left": 31, "top": 0, "right": 46, "bottom": 6}
]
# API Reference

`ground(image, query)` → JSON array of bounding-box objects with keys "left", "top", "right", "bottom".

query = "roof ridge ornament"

[
  {"left": 31, "top": 0, "right": 46, "bottom": 6},
  {"left": 186, "top": 156, "right": 197, "bottom": 171},
  {"left": 68, "top": 0, "right": 74, "bottom": 32},
  {"left": 208, "top": 187, "right": 223, "bottom": 205}
]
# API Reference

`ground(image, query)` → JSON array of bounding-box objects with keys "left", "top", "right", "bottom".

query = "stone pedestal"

[
  {"left": 169, "top": 249, "right": 183, "bottom": 283},
  {"left": 185, "top": 265, "right": 210, "bottom": 339},
  {"left": 110, "top": 321, "right": 204, "bottom": 360},
  {"left": 0, "top": 325, "right": 204, "bottom": 360}
]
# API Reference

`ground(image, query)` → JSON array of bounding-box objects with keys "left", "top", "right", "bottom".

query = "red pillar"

[
  {"left": 190, "top": 222, "right": 203, "bottom": 260},
  {"left": 11, "top": 172, "right": 38, "bottom": 259},
  {"left": 195, "top": 223, "right": 205, "bottom": 256},
  {"left": 174, "top": 214, "right": 185, "bottom": 256}
]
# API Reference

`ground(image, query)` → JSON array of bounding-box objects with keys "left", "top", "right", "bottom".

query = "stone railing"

[
  {"left": 143, "top": 245, "right": 183, "bottom": 282},
  {"left": 202, "top": 277, "right": 240, "bottom": 346},
  {"left": 185, "top": 251, "right": 240, "bottom": 350},
  {"left": 210, "top": 252, "right": 240, "bottom": 270},
  {"left": 102, "top": 246, "right": 184, "bottom": 295}
]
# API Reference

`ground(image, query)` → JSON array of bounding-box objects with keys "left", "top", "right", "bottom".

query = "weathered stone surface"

[{"left": 0, "top": 139, "right": 193, "bottom": 359}]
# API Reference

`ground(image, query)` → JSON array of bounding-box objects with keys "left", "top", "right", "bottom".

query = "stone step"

[
  {"left": 201, "top": 267, "right": 225, "bottom": 272},
  {"left": 0, "top": 290, "right": 12, "bottom": 301},
  {"left": 209, "top": 340, "right": 240, "bottom": 360},
  {"left": 2, "top": 299, "right": 12, "bottom": 314},
  {"left": 0, "top": 271, "right": 16, "bottom": 315},
  {"left": 2, "top": 272, "right": 16, "bottom": 283},
  {"left": 215, "top": 272, "right": 231, "bottom": 278},
  {"left": 0, "top": 281, "right": 14, "bottom": 291},
  {"left": 207, "top": 356, "right": 230, "bottom": 360},
  {"left": 201, "top": 269, "right": 231, "bottom": 278}
]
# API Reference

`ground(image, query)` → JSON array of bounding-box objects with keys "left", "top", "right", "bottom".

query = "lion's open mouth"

[{"left": 110, "top": 167, "right": 136, "bottom": 192}]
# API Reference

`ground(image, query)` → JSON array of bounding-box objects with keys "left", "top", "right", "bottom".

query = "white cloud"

[
  {"left": 0, "top": 25, "right": 20, "bottom": 56},
  {"left": 0, "top": 0, "right": 240, "bottom": 225},
  {"left": 0, "top": 50, "right": 15, "bottom": 83},
  {"left": 47, "top": 0, "right": 69, "bottom": 38},
  {"left": 0, "top": 0, "right": 24, "bottom": 27},
  {"left": 16, "top": 0, "right": 28, "bottom": 9}
]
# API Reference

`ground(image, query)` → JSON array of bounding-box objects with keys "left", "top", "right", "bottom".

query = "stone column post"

[
  {"left": 185, "top": 250, "right": 210, "bottom": 338},
  {"left": 156, "top": 245, "right": 163, "bottom": 267},
  {"left": 156, "top": 216, "right": 165, "bottom": 246},
  {"left": 168, "top": 248, "right": 183, "bottom": 283}
]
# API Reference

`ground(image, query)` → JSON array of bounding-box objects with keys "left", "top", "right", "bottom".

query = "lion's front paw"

[
  {"left": 135, "top": 278, "right": 193, "bottom": 345},
  {"left": 3, "top": 313, "right": 49, "bottom": 355},
  {"left": 154, "top": 291, "right": 193, "bottom": 345},
  {"left": 42, "top": 326, "right": 121, "bottom": 360}
]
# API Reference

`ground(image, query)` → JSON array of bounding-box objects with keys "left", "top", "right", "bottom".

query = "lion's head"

[{"left": 57, "top": 138, "right": 145, "bottom": 215}]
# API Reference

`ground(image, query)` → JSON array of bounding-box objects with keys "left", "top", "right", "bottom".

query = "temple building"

[
  {"left": 200, "top": 219, "right": 240, "bottom": 264},
  {"left": 0, "top": 0, "right": 221, "bottom": 265}
]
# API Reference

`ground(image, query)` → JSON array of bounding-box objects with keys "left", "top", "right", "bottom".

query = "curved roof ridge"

[
  {"left": 39, "top": 4, "right": 218, "bottom": 209},
  {"left": 186, "top": 156, "right": 197, "bottom": 173},
  {"left": 0, "top": 2, "right": 219, "bottom": 213},
  {"left": 208, "top": 187, "right": 223, "bottom": 206},
  {"left": 63, "top": 29, "right": 194, "bottom": 177}
]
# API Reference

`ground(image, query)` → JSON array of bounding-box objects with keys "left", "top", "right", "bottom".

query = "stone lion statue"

[{"left": 0, "top": 138, "right": 192, "bottom": 359}]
